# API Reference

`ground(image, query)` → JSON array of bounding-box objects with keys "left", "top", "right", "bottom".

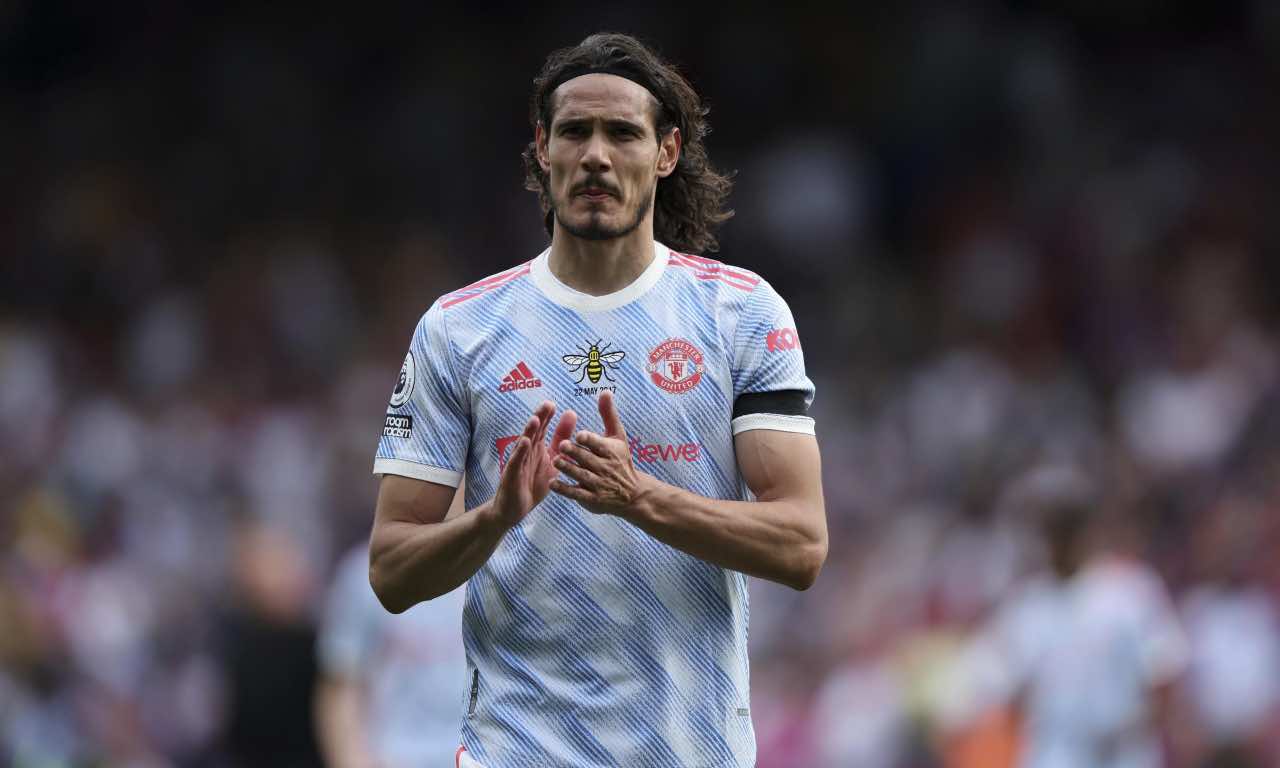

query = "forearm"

[
  {"left": 314, "top": 678, "right": 376, "bottom": 768},
  {"left": 370, "top": 403, "right": 570, "bottom": 613},
  {"left": 626, "top": 478, "right": 827, "bottom": 590},
  {"left": 369, "top": 501, "right": 507, "bottom": 612}
]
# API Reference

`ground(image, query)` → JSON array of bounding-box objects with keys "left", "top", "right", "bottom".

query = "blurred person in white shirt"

[
  {"left": 960, "top": 475, "right": 1188, "bottom": 768},
  {"left": 315, "top": 541, "right": 468, "bottom": 768},
  {"left": 1180, "top": 494, "right": 1280, "bottom": 766}
]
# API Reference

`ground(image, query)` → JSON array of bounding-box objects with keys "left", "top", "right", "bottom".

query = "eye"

[{"left": 559, "top": 124, "right": 587, "bottom": 138}]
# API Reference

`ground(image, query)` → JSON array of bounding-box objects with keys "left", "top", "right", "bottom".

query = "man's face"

[{"left": 537, "top": 74, "right": 680, "bottom": 242}]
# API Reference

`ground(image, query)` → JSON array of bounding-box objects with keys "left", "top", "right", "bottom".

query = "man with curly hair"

[{"left": 369, "top": 32, "right": 826, "bottom": 768}]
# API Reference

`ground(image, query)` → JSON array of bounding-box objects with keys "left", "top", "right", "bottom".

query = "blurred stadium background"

[{"left": 3, "top": 2, "right": 1280, "bottom": 766}]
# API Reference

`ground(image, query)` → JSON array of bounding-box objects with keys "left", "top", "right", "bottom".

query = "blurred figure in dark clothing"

[{"left": 220, "top": 520, "right": 322, "bottom": 767}]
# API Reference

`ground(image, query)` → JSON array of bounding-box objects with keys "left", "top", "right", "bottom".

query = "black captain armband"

[
  {"left": 732, "top": 390, "right": 809, "bottom": 418},
  {"left": 731, "top": 390, "right": 815, "bottom": 436}
]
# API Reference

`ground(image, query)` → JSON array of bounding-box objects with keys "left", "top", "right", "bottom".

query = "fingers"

[
  {"left": 549, "top": 409, "right": 578, "bottom": 456},
  {"left": 554, "top": 455, "right": 599, "bottom": 486},
  {"left": 549, "top": 479, "right": 593, "bottom": 503},
  {"left": 516, "top": 415, "right": 540, "bottom": 469},
  {"left": 571, "top": 430, "right": 616, "bottom": 457},
  {"left": 598, "top": 390, "right": 626, "bottom": 438},
  {"left": 533, "top": 401, "right": 554, "bottom": 444},
  {"left": 521, "top": 413, "right": 540, "bottom": 441},
  {"left": 557, "top": 438, "right": 608, "bottom": 472}
]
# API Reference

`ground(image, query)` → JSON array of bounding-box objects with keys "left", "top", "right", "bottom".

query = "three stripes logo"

[{"left": 498, "top": 362, "right": 543, "bottom": 393}]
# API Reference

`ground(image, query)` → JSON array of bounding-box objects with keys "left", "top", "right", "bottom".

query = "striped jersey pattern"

[{"left": 374, "top": 242, "right": 814, "bottom": 768}]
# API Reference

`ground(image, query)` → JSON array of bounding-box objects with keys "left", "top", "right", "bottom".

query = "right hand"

[{"left": 492, "top": 401, "right": 577, "bottom": 526}]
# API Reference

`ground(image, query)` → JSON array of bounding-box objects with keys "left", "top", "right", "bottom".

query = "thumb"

[{"left": 598, "top": 390, "right": 626, "bottom": 439}]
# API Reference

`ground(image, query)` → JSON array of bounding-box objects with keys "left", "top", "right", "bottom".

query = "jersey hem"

[
  {"left": 730, "top": 413, "right": 816, "bottom": 435},
  {"left": 372, "top": 457, "right": 463, "bottom": 487}
]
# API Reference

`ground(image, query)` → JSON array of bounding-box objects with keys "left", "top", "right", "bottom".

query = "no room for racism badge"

[{"left": 647, "top": 338, "right": 705, "bottom": 394}]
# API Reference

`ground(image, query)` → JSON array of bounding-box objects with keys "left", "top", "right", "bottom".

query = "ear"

[
  {"left": 656, "top": 127, "right": 681, "bottom": 178},
  {"left": 535, "top": 123, "right": 551, "bottom": 173}
]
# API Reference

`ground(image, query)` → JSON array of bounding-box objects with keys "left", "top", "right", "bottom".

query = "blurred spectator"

[
  {"left": 1178, "top": 495, "right": 1280, "bottom": 767},
  {"left": 810, "top": 637, "right": 908, "bottom": 768},
  {"left": 220, "top": 520, "right": 322, "bottom": 767},
  {"left": 1118, "top": 251, "right": 1277, "bottom": 478},
  {"left": 314, "top": 543, "right": 468, "bottom": 768},
  {"left": 957, "top": 472, "right": 1188, "bottom": 768}
]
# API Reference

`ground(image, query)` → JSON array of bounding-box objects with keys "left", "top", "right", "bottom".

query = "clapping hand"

[{"left": 493, "top": 401, "right": 578, "bottom": 526}]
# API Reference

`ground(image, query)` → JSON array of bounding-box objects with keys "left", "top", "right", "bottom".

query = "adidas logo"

[{"left": 499, "top": 362, "right": 543, "bottom": 392}]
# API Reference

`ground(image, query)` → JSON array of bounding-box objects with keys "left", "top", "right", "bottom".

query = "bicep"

[
  {"left": 373, "top": 474, "right": 460, "bottom": 529},
  {"left": 734, "top": 429, "right": 823, "bottom": 506}
]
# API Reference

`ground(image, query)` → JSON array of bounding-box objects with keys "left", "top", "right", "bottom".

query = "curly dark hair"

[{"left": 521, "top": 33, "right": 734, "bottom": 254}]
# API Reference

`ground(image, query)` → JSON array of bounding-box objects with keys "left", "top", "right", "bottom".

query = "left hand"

[{"left": 549, "top": 390, "right": 655, "bottom": 516}]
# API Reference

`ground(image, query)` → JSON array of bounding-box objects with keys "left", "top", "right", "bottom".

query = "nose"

[{"left": 580, "top": 131, "right": 611, "bottom": 173}]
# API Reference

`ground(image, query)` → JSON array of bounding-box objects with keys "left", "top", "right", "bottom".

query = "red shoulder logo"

[{"left": 766, "top": 327, "right": 800, "bottom": 352}]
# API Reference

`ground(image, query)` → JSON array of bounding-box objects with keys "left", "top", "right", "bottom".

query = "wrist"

[
  {"left": 476, "top": 497, "right": 516, "bottom": 535},
  {"left": 627, "top": 473, "right": 666, "bottom": 524}
]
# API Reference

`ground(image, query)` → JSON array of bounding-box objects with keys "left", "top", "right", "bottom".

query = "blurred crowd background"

[{"left": 4, "top": 2, "right": 1280, "bottom": 766}]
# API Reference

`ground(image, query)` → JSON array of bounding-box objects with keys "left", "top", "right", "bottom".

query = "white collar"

[{"left": 529, "top": 241, "right": 669, "bottom": 312}]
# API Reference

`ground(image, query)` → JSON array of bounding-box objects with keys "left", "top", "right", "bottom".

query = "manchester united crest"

[{"left": 647, "top": 338, "right": 705, "bottom": 394}]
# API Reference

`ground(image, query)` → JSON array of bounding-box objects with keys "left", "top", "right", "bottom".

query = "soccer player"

[{"left": 369, "top": 32, "right": 826, "bottom": 768}]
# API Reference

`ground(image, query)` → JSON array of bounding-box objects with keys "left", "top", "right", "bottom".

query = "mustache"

[{"left": 572, "top": 177, "right": 621, "bottom": 196}]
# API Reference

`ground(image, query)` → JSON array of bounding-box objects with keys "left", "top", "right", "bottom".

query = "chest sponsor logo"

[
  {"left": 629, "top": 436, "right": 701, "bottom": 463},
  {"left": 497, "top": 433, "right": 700, "bottom": 469},
  {"left": 647, "top": 338, "right": 705, "bottom": 394},
  {"left": 388, "top": 351, "right": 416, "bottom": 407},
  {"left": 495, "top": 435, "right": 520, "bottom": 471},
  {"left": 383, "top": 413, "right": 413, "bottom": 439},
  {"left": 499, "top": 361, "right": 542, "bottom": 392},
  {"left": 562, "top": 339, "right": 626, "bottom": 396},
  {"left": 766, "top": 327, "right": 800, "bottom": 352}
]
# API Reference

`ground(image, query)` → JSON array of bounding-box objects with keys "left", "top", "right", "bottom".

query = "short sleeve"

[
  {"left": 372, "top": 301, "right": 470, "bottom": 486},
  {"left": 317, "top": 547, "right": 380, "bottom": 679},
  {"left": 730, "top": 281, "right": 816, "bottom": 435}
]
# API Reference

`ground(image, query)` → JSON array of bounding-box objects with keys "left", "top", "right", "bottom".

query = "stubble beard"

[{"left": 552, "top": 180, "right": 655, "bottom": 242}]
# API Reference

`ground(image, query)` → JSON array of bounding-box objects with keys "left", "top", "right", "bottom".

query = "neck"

[{"left": 548, "top": 220, "right": 656, "bottom": 296}]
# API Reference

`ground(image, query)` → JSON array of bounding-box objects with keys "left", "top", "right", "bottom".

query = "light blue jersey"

[{"left": 373, "top": 241, "right": 814, "bottom": 768}]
